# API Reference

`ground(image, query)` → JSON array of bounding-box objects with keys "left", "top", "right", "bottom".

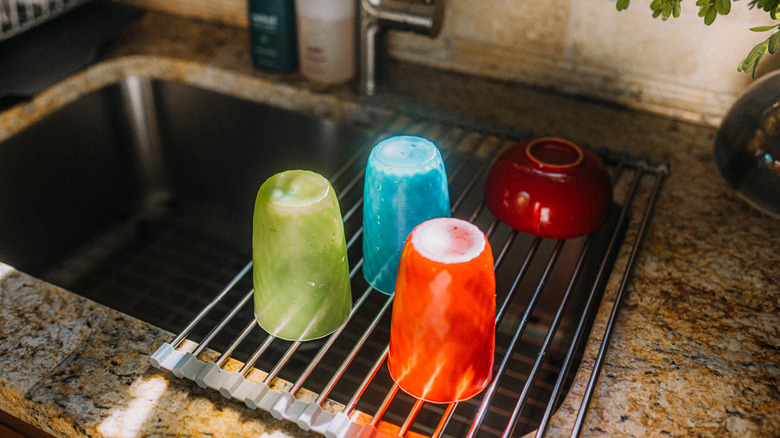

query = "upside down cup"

[
  {"left": 252, "top": 170, "right": 352, "bottom": 341},
  {"left": 388, "top": 217, "right": 495, "bottom": 403},
  {"left": 362, "top": 135, "right": 451, "bottom": 295},
  {"left": 484, "top": 137, "right": 613, "bottom": 239}
]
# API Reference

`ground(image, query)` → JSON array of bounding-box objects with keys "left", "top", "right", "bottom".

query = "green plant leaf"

[
  {"left": 738, "top": 57, "right": 753, "bottom": 72},
  {"left": 738, "top": 41, "right": 769, "bottom": 75},
  {"left": 761, "top": 0, "right": 780, "bottom": 12},
  {"left": 715, "top": 0, "right": 732, "bottom": 14},
  {"left": 769, "top": 30, "right": 780, "bottom": 52},
  {"left": 704, "top": 6, "right": 718, "bottom": 23},
  {"left": 754, "top": 48, "right": 768, "bottom": 71},
  {"left": 749, "top": 24, "right": 780, "bottom": 31},
  {"left": 746, "top": 41, "right": 769, "bottom": 62},
  {"left": 663, "top": 2, "right": 674, "bottom": 18},
  {"left": 609, "top": 0, "right": 779, "bottom": 75}
]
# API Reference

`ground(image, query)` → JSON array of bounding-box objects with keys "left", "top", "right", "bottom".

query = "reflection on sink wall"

[{"left": 0, "top": 77, "right": 376, "bottom": 330}]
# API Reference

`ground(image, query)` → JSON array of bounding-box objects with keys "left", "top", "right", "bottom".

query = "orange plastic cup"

[{"left": 387, "top": 217, "right": 495, "bottom": 403}]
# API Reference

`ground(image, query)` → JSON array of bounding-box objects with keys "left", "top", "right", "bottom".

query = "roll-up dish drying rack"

[{"left": 150, "top": 113, "right": 668, "bottom": 438}]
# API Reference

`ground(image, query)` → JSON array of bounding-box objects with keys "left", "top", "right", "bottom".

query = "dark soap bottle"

[{"left": 248, "top": 0, "right": 298, "bottom": 72}]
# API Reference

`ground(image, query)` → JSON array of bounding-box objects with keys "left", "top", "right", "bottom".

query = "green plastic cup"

[{"left": 252, "top": 170, "right": 352, "bottom": 341}]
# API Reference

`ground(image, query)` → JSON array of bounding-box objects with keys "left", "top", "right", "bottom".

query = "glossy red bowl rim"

[{"left": 525, "top": 137, "right": 584, "bottom": 172}]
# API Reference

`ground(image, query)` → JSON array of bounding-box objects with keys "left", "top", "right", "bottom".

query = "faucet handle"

[
  {"left": 364, "top": 0, "right": 444, "bottom": 37},
  {"left": 357, "top": 0, "right": 445, "bottom": 95}
]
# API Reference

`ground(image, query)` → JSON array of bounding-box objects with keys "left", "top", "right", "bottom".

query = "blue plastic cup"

[{"left": 362, "top": 135, "right": 451, "bottom": 294}]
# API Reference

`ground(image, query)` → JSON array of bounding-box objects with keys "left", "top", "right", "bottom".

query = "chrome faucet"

[{"left": 357, "top": 0, "right": 443, "bottom": 96}]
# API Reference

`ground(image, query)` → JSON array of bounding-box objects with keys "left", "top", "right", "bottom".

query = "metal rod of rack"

[
  {"left": 192, "top": 289, "right": 254, "bottom": 356},
  {"left": 570, "top": 162, "right": 668, "bottom": 437},
  {"left": 467, "top": 238, "right": 563, "bottom": 438},
  {"left": 345, "top": 345, "right": 389, "bottom": 415},
  {"left": 401, "top": 399, "right": 426, "bottom": 436},
  {"left": 170, "top": 261, "right": 253, "bottom": 348},
  {"left": 531, "top": 161, "right": 634, "bottom": 438},
  {"left": 265, "top": 341, "right": 302, "bottom": 384},
  {"left": 240, "top": 335, "right": 275, "bottom": 375},
  {"left": 316, "top": 293, "right": 394, "bottom": 405},
  {"left": 292, "top": 285, "right": 374, "bottom": 395},
  {"left": 502, "top": 237, "right": 592, "bottom": 438},
  {"left": 452, "top": 138, "right": 502, "bottom": 212},
  {"left": 433, "top": 402, "right": 457, "bottom": 438},
  {"left": 216, "top": 319, "right": 257, "bottom": 368},
  {"left": 372, "top": 383, "right": 400, "bottom": 426}
]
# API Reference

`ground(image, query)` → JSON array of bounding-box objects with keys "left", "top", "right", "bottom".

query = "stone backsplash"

[{"left": 120, "top": 0, "right": 779, "bottom": 126}]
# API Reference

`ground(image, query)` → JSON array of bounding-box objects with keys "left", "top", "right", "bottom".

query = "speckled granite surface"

[
  {"left": 0, "top": 265, "right": 320, "bottom": 438},
  {"left": 0, "top": 11, "right": 777, "bottom": 438}
]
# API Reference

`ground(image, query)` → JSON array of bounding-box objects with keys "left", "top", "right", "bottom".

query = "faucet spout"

[{"left": 357, "top": 0, "right": 443, "bottom": 96}]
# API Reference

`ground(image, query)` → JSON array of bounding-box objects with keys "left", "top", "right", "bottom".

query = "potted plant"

[{"left": 615, "top": 0, "right": 779, "bottom": 75}]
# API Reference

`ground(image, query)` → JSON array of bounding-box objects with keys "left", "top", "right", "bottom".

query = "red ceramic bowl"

[{"left": 484, "top": 137, "right": 612, "bottom": 239}]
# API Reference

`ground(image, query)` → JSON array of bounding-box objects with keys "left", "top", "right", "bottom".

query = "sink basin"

[
  {"left": 0, "top": 74, "right": 629, "bottom": 437},
  {"left": 0, "top": 76, "right": 375, "bottom": 327}
]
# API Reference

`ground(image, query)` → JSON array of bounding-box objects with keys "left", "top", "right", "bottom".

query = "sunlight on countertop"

[{"left": 97, "top": 376, "right": 168, "bottom": 438}]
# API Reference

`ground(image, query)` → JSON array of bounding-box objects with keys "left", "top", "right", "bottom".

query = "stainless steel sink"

[
  {"left": 0, "top": 76, "right": 375, "bottom": 317},
  {"left": 0, "top": 76, "right": 664, "bottom": 437}
]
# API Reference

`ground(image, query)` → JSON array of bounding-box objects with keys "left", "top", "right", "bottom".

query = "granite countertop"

[{"left": 1, "top": 11, "right": 778, "bottom": 438}]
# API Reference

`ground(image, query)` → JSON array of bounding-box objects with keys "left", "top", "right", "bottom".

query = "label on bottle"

[
  {"left": 249, "top": 0, "right": 298, "bottom": 72},
  {"left": 297, "top": 15, "right": 354, "bottom": 84}
]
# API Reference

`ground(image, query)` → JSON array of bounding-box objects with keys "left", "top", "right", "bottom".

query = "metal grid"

[
  {"left": 0, "top": 0, "right": 91, "bottom": 41},
  {"left": 149, "top": 114, "right": 668, "bottom": 438}
]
